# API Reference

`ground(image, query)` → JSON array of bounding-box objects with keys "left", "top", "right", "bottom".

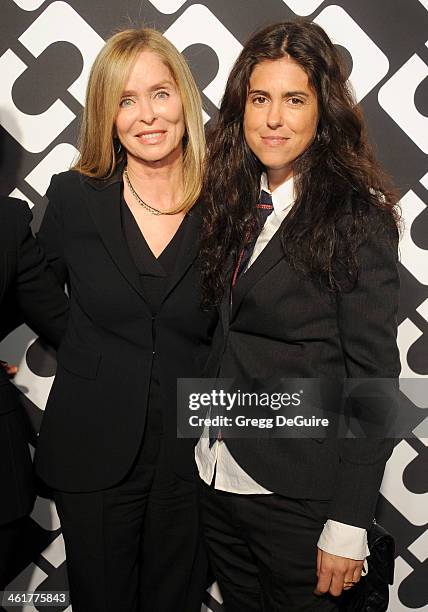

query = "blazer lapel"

[
  {"left": 84, "top": 176, "right": 150, "bottom": 308},
  {"left": 161, "top": 206, "right": 201, "bottom": 305},
  {"left": 231, "top": 229, "right": 284, "bottom": 321}
]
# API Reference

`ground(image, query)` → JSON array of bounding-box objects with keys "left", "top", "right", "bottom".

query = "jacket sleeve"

[
  {"left": 36, "top": 174, "right": 69, "bottom": 288},
  {"left": 14, "top": 199, "right": 69, "bottom": 349},
  {"left": 328, "top": 208, "right": 400, "bottom": 529}
]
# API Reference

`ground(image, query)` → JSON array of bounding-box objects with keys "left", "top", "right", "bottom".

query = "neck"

[
  {"left": 267, "top": 167, "right": 293, "bottom": 192},
  {"left": 125, "top": 150, "right": 184, "bottom": 212}
]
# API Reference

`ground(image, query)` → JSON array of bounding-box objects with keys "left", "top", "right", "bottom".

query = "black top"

[
  {"left": 120, "top": 196, "right": 187, "bottom": 314},
  {"left": 120, "top": 196, "right": 189, "bottom": 438}
]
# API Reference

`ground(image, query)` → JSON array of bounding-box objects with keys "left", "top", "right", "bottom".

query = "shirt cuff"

[{"left": 317, "top": 519, "right": 369, "bottom": 561}]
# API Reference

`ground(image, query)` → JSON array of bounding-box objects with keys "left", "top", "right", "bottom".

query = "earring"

[{"left": 115, "top": 139, "right": 122, "bottom": 154}]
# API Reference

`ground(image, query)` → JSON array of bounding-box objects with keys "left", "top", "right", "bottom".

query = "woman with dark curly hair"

[{"left": 196, "top": 20, "right": 400, "bottom": 611}]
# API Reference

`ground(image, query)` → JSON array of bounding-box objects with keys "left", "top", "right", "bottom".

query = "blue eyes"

[{"left": 119, "top": 91, "right": 170, "bottom": 108}]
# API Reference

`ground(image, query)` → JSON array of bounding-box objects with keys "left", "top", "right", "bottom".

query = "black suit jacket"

[
  {"left": 205, "top": 200, "right": 400, "bottom": 529},
  {"left": 0, "top": 197, "right": 68, "bottom": 525},
  {"left": 35, "top": 170, "right": 217, "bottom": 492}
]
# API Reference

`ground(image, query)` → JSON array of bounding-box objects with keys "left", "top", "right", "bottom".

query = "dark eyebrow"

[{"left": 248, "top": 89, "right": 310, "bottom": 98}]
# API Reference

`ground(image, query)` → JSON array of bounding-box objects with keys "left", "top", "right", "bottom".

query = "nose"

[
  {"left": 138, "top": 96, "right": 156, "bottom": 124},
  {"left": 266, "top": 100, "right": 283, "bottom": 129}
]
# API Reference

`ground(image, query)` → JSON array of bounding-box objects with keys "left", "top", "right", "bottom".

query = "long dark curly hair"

[{"left": 200, "top": 20, "right": 399, "bottom": 306}]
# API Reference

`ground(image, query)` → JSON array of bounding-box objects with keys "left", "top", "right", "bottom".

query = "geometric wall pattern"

[{"left": 0, "top": 0, "right": 427, "bottom": 610}]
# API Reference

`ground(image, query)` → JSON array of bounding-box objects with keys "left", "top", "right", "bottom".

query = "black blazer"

[
  {"left": 35, "top": 170, "right": 217, "bottom": 492},
  {"left": 0, "top": 197, "right": 68, "bottom": 525},
  {"left": 205, "top": 199, "right": 400, "bottom": 529}
]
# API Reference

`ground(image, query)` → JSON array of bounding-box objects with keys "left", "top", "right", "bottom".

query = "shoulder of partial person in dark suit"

[{"left": 0, "top": 196, "right": 32, "bottom": 233}]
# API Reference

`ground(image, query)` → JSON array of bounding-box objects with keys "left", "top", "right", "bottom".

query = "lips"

[{"left": 261, "top": 136, "right": 290, "bottom": 146}]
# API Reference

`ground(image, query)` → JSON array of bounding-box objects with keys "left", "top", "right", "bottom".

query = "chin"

[
  {"left": 135, "top": 151, "right": 168, "bottom": 164},
  {"left": 263, "top": 160, "right": 291, "bottom": 171}
]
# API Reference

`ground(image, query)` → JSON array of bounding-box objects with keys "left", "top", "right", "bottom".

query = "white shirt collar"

[{"left": 260, "top": 172, "right": 295, "bottom": 215}]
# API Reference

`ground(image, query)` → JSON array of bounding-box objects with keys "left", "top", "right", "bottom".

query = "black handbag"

[{"left": 338, "top": 521, "right": 395, "bottom": 612}]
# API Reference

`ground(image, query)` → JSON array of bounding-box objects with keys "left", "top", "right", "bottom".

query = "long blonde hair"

[{"left": 73, "top": 28, "right": 205, "bottom": 212}]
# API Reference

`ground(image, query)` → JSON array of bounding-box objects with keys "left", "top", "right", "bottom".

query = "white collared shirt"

[
  {"left": 245, "top": 173, "right": 295, "bottom": 270},
  {"left": 195, "top": 173, "right": 369, "bottom": 562}
]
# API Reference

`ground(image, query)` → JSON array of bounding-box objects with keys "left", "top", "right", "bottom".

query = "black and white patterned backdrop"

[{"left": 0, "top": 1, "right": 427, "bottom": 610}]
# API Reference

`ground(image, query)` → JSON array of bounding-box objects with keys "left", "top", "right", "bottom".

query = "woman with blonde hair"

[{"left": 35, "top": 27, "right": 216, "bottom": 612}]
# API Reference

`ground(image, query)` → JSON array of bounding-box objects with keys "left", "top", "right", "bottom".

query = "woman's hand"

[
  {"left": 0, "top": 360, "right": 18, "bottom": 378},
  {"left": 314, "top": 548, "right": 364, "bottom": 597}
]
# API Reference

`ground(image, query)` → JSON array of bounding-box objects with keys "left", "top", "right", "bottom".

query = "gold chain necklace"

[{"left": 124, "top": 167, "right": 176, "bottom": 216}]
